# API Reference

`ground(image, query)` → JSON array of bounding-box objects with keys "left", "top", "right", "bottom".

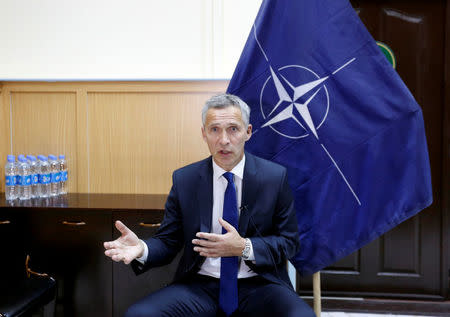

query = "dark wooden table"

[{"left": 0, "top": 193, "right": 179, "bottom": 317}]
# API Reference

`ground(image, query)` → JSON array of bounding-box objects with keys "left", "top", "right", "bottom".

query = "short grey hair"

[{"left": 202, "top": 93, "right": 251, "bottom": 126}]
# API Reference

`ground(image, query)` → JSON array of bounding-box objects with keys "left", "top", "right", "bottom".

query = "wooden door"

[{"left": 298, "top": 0, "right": 448, "bottom": 300}]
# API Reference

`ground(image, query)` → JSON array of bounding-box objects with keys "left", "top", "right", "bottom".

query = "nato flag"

[{"left": 227, "top": 0, "right": 433, "bottom": 276}]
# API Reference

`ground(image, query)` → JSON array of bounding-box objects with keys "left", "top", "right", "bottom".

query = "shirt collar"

[{"left": 212, "top": 154, "right": 245, "bottom": 181}]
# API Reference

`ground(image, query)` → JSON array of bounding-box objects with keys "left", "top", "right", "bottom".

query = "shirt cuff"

[{"left": 135, "top": 239, "right": 148, "bottom": 264}]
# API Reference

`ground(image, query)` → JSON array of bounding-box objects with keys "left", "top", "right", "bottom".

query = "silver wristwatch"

[{"left": 242, "top": 238, "right": 251, "bottom": 260}]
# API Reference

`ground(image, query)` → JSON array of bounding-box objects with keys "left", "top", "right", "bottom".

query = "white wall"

[{"left": 0, "top": 0, "right": 261, "bottom": 80}]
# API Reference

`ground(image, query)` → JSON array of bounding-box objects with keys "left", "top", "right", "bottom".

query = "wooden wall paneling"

[
  {"left": 85, "top": 81, "right": 227, "bottom": 194},
  {"left": 10, "top": 90, "right": 78, "bottom": 194},
  {"left": 87, "top": 91, "right": 213, "bottom": 194},
  {"left": 0, "top": 81, "right": 228, "bottom": 194},
  {"left": 74, "top": 81, "right": 227, "bottom": 94},
  {"left": 76, "top": 89, "right": 88, "bottom": 193},
  {"left": 83, "top": 81, "right": 227, "bottom": 194},
  {"left": 0, "top": 83, "right": 9, "bottom": 193}
]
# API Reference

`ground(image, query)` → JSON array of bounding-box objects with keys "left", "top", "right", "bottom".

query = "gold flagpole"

[{"left": 313, "top": 272, "right": 321, "bottom": 317}]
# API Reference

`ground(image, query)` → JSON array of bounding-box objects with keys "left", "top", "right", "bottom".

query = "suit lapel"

[
  {"left": 238, "top": 153, "right": 259, "bottom": 236},
  {"left": 197, "top": 157, "right": 214, "bottom": 233},
  {"left": 196, "top": 154, "right": 259, "bottom": 235}
]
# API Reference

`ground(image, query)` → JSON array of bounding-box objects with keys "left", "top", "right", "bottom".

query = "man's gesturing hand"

[
  {"left": 192, "top": 217, "right": 245, "bottom": 257},
  {"left": 103, "top": 220, "right": 145, "bottom": 265}
]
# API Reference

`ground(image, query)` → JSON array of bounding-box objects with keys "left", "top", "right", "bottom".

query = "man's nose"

[{"left": 219, "top": 130, "right": 230, "bottom": 145}]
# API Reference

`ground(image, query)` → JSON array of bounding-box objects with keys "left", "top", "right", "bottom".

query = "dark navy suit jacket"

[{"left": 131, "top": 152, "right": 300, "bottom": 289}]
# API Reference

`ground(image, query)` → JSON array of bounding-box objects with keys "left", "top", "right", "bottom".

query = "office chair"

[{"left": 0, "top": 255, "right": 56, "bottom": 317}]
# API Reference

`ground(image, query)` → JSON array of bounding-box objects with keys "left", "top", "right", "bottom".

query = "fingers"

[
  {"left": 196, "top": 232, "right": 220, "bottom": 241},
  {"left": 112, "top": 253, "right": 129, "bottom": 264},
  {"left": 103, "top": 240, "right": 120, "bottom": 250},
  {"left": 192, "top": 238, "right": 214, "bottom": 247},
  {"left": 104, "top": 248, "right": 117, "bottom": 257},
  {"left": 219, "top": 217, "right": 235, "bottom": 233},
  {"left": 105, "top": 249, "right": 121, "bottom": 260},
  {"left": 104, "top": 248, "right": 132, "bottom": 265},
  {"left": 193, "top": 245, "right": 220, "bottom": 258},
  {"left": 193, "top": 233, "right": 219, "bottom": 257},
  {"left": 115, "top": 220, "right": 131, "bottom": 236},
  {"left": 193, "top": 223, "right": 243, "bottom": 257},
  {"left": 123, "top": 257, "right": 132, "bottom": 265}
]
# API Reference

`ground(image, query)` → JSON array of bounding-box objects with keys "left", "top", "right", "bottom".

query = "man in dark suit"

[{"left": 104, "top": 94, "right": 315, "bottom": 317}]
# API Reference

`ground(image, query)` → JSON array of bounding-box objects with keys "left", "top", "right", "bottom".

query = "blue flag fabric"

[{"left": 227, "top": 0, "right": 433, "bottom": 276}]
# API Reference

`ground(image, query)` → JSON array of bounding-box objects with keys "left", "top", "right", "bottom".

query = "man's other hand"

[
  {"left": 192, "top": 217, "right": 245, "bottom": 257},
  {"left": 103, "top": 220, "right": 145, "bottom": 265}
]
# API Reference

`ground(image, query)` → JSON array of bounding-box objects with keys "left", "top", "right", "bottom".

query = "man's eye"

[{"left": 211, "top": 127, "right": 218, "bottom": 132}]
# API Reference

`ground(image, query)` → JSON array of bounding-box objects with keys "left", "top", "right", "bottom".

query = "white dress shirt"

[
  {"left": 138, "top": 155, "right": 257, "bottom": 279},
  {"left": 197, "top": 155, "right": 256, "bottom": 278}
]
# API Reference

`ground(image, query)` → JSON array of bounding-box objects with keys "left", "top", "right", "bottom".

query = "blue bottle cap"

[
  {"left": 38, "top": 155, "right": 48, "bottom": 161},
  {"left": 59, "top": 155, "right": 66, "bottom": 159},
  {"left": 28, "top": 155, "right": 37, "bottom": 161},
  {"left": 18, "top": 156, "right": 26, "bottom": 163},
  {"left": 7, "top": 155, "right": 15, "bottom": 162},
  {"left": 18, "top": 154, "right": 25, "bottom": 160},
  {"left": 48, "top": 154, "right": 57, "bottom": 160}
]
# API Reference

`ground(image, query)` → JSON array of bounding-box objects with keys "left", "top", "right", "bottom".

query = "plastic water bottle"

[
  {"left": 27, "top": 155, "right": 40, "bottom": 198},
  {"left": 16, "top": 155, "right": 25, "bottom": 198},
  {"left": 17, "top": 155, "right": 31, "bottom": 200},
  {"left": 48, "top": 154, "right": 61, "bottom": 196},
  {"left": 38, "top": 155, "right": 51, "bottom": 198},
  {"left": 5, "top": 155, "right": 17, "bottom": 200},
  {"left": 59, "top": 155, "right": 68, "bottom": 194}
]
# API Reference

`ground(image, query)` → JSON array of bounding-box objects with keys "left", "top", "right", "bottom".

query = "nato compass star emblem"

[{"left": 252, "top": 23, "right": 361, "bottom": 205}]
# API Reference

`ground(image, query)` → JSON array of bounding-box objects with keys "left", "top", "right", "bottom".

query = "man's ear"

[
  {"left": 246, "top": 124, "right": 252, "bottom": 141},
  {"left": 201, "top": 126, "right": 207, "bottom": 142}
]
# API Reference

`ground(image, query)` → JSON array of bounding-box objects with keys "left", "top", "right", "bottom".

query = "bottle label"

[
  {"left": 5, "top": 175, "right": 15, "bottom": 186},
  {"left": 24, "top": 175, "right": 31, "bottom": 186},
  {"left": 16, "top": 175, "right": 31, "bottom": 186},
  {"left": 61, "top": 171, "right": 68, "bottom": 182},
  {"left": 51, "top": 172, "right": 61, "bottom": 183},
  {"left": 15, "top": 175, "right": 20, "bottom": 185},
  {"left": 32, "top": 174, "right": 39, "bottom": 185},
  {"left": 39, "top": 173, "right": 51, "bottom": 184}
]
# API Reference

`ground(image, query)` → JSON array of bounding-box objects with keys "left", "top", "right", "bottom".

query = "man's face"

[{"left": 202, "top": 106, "right": 252, "bottom": 171}]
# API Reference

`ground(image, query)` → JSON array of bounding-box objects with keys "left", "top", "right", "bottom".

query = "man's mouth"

[{"left": 219, "top": 150, "right": 232, "bottom": 155}]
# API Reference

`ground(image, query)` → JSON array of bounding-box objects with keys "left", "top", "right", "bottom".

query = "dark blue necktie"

[{"left": 219, "top": 172, "right": 239, "bottom": 316}]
